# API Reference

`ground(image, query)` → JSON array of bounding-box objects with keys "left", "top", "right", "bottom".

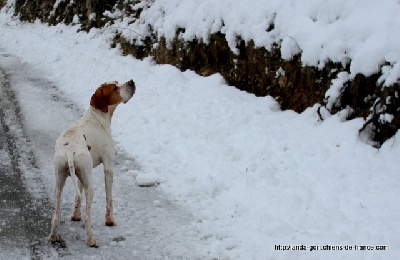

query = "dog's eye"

[{"left": 113, "top": 86, "right": 118, "bottom": 91}]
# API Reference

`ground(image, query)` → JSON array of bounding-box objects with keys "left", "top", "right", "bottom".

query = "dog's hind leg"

[
  {"left": 84, "top": 180, "right": 97, "bottom": 247},
  {"left": 75, "top": 153, "right": 97, "bottom": 247},
  {"left": 82, "top": 175, "right": 97, "bottom": 247},
  {"left": 71, "top": 180, "right": 83, "bottom": 221},
  {"left": 49, "top": 161, "right": 68, "bottom": 243}
]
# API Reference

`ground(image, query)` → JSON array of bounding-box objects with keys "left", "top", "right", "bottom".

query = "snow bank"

[
  {"left": 120, "top": 0, "right": 400, "bottom": 85},
  {"left": 1, "top": 5, "right": 400, "bottom": 259}
]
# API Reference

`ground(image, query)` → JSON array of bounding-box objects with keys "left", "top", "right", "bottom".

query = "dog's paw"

[
  {"left": 71, "top": 207, "right": 81, "bottom": 221},
  {"left": 105, "top": 219, "right": 117, "bottom": 226},
  {"left": 48, "top": 234, "right": 60, "bottom": 243},
  {"left": 86, "top": 237, "right": 98, "bottom": 248},
  {"left": 70, "top": 215, "right": 81, "bottom": 221}
]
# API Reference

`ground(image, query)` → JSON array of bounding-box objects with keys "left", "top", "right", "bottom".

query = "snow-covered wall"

[
  {"left": 6, "top": 0, "right": 400, "bottom": 145},
  {"left": 110, "top": 0, "right": 400, "bottom": 145},
  {"left": 123, "top": 0, "right": 400, "bottom": 86}
]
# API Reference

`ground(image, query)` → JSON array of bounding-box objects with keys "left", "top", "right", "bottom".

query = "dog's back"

[{"left": 55, "top": 126, "right": 92, "bottom": 193}]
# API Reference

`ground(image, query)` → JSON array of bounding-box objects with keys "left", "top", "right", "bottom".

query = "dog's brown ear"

[{"left": 90, "top": 88, "right": 109, "bottom": 113}]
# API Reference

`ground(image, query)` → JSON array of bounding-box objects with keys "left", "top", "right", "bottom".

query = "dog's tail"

[{"left": 66, "top": 152, "right": 81, "bottom": 200}]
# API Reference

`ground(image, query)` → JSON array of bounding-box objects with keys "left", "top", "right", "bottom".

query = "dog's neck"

[
  {"left": 88, "top": 104, "right": 119, "bottom": 125},
  {"left": 108, "top": 104, "right": 118, "bottom": 122},
  {"left": 87, "top": 108, "right": 112, "bottom": 136}
]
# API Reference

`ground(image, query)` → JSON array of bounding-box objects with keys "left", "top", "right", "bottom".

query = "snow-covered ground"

[{"left": 1, "top": 4, "right": 400, "bottom": 259}]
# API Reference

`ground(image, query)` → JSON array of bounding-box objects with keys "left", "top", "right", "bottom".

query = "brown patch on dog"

[{"left": 90, "top": 82, "right": 123, "bottom": 113}]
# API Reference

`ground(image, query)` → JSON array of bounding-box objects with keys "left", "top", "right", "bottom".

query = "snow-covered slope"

[{"left": 1, "top": 5, "right": 400, "bottom": 260}]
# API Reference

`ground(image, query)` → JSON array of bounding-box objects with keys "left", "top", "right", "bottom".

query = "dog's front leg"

[{"left": 104, "top": 167, "right": 116, "bottom": 226}]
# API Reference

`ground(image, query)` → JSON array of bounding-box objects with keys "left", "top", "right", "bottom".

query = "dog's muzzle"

[
  {"left": 127, "top": 79, "right": 136, "bottom": 95},
  {"left": 122, "top": 79, "right": 136, "bottom": 103}
]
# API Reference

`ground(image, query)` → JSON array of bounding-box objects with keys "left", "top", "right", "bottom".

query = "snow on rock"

[
  {"left": 325, "top": 71, "right": 350, "bottom": 110},
  {"left": 379, "top": 113, "right": 394, "bottom": 124},
  {"left": 122, "top": 0, "right": 400, "bottom": 85},
  {"left": 135, "top": 172, "right": 162, "bottom": 187}
]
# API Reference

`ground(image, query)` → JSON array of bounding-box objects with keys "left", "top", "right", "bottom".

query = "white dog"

[{"left": 48, "top": 80, "right": 136, "bottom": 247}]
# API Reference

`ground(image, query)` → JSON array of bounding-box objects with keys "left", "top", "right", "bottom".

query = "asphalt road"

[
  {"left": 0, "top": 119, "right": 31, "bottom": 258},
  {"left": 0, "top": 66, "right": 56, "bottom": 259}
]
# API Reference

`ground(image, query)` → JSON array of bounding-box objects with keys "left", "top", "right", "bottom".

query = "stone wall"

[
  {"left": 14, "top": 0, "right": 118, "bottom": 30},
  {"left": 114, "top": 28, "right": 400, "bottom": 146},
  {"left": 11, "top": 0, "right": 400, "bottom": 146}
]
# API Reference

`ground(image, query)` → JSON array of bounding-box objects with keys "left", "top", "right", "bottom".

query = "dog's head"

[{"left": 90, "top": 80, "right": 136, "bottom": 113}]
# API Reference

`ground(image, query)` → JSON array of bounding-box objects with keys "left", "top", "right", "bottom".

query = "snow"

[
  {"left": 379, "top": 113, "right": 394, "bottom": 124},
  {"left": 121, "top": 0, "right": 400, "bottom": 85},
  {"left": 1, "top": 2, "right": 400, "bottom": 259},
  {"left": 325, "top": 72, "right": 350, "bottom": 110},
  {"left": 135, "top": 172, "right": 162, "bottom": 187}
]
